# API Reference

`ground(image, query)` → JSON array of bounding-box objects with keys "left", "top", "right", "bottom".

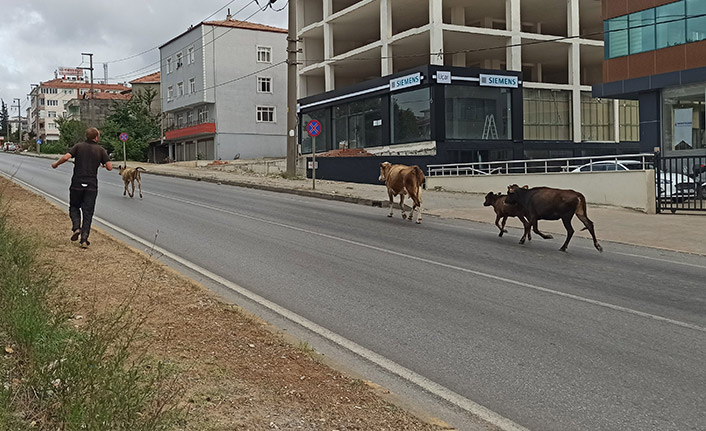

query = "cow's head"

[
  {"left": 483, "top": 192, "right": 500, "bottom": 207},
  {"left": 506, "top": 184, "right": 529, "bottom": 204},
  {"left": 379, "top": 162, "right": 392, "bottom": 182}
]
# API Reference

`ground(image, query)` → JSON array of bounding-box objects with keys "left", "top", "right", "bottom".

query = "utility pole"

[
  {"left": 12, "top": 98, "right": 21, "bottom": 146},
  {"left": 79, "top": 53, "right": 94, "bottom": 126},
  {"left": 30, "top": 83, "right": 39, "bottom": 153},
  {"left": 286, "top": 0, "right": 299, "bottom": 176}
]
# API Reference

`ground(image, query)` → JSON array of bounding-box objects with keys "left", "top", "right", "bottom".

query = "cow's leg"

[
  {"left": 410, "top": 190, "right": 422, "bottom": 224},
  {"left": 387, "top": 190, "right": 394, "bottom": 217},
  {"left": 518, "top": 215, "right": 531, "bottom": 241},
  {"left": 576, "top": 213, "right": 602, "bottom": 252},
  {"left": 519, "top": 216, "right": 532, "bottom": 244},
  {"left": 559, "top": 216, "right": 575, "bottom": 251},
  {"left": 123, "top": 180, "right": 128, "bottom": 196},
  {"left": 137, "top": 175, "right": 143, "bottom": 199},
  {"left": 495, "top": 214, "right": 505, "bottom": 236},
  {"left": 399, "top": 194, "right": 407, "bottom": 220},
  {"left": 128, "top": 179, "right": 135, "bottom": 198},
  {"left": 532, "top": 221, "right": 553, "bottom": 239}
]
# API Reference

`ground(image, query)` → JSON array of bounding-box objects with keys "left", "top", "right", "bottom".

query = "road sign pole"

[
  {"left": 312, "top": 136, "right": 316, "bottom": 190},
  {"left": 123, "top": 140, "right": 126, "bottom": 167}
]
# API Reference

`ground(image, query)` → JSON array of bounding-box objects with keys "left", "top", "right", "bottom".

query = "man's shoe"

[
  {"left": 80, "top": 240, "right": 90, "bottom": 249},
  {"left": 71, "top": 229, "right": 81, "bottom": 242}
]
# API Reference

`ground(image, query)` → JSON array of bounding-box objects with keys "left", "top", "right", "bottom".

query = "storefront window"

[
  {"left": 333, "top": 97, "right": 382, "bottom": 149},
  {"left": 656, "top": 0, "right": 686, "bottom": 49},
  {"left": 619, "top": 100, "right": 640, "bottom": 142},
  {"left": 523, "top": 88, "right": 571, "bottom": 141},
  {"left": 445, "top": 85, "right": 511, "bottom": 140},
  {"left": 687, "top": 0, "right": 706, "bottom": 42},
  {"left": 662, "top": 84, "right": 706, "bottom": 152},
  {"left": 391, "top": 88, "right": 431, "bottom": 144},
  {"left": 581, "top": 93, "right": 614, "bottom": 141},
  {"left": 301, "top": 108, "right": 331, "bottom": 154}
]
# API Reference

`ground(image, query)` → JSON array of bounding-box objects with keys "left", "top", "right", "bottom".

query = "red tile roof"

[
  {"left": 90, "top": 92, "right": 132, "bottom": 100},
  {"left": 130, "top": 71, "right": 161, "bottom": 84},
  {"left": 40, "top": 78, "right": 130, "bottom": 92},
  {"left": 203, "top": 19, "right": 287, "bottom": 34}
]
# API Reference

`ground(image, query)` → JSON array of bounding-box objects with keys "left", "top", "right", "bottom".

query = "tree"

[
  {"left": 101, "top": 88, "right": 161, "bottom": 162},
  {"left": 56, "top": 117, "right": 88, "bottom": 151},
  {"left": 0, "top": 99, "right": 8, "bottom": 139}
]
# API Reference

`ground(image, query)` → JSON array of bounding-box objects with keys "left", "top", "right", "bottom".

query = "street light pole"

[
  {"left": 30, "top": 83, "right": 40, "bottom": 153},
  {"left": 286, "top": 1, "right": 299, "bottom": 176},
  {"left": 79, "top": 52, "right": 94, "bottom": 126},
  {"left": 12, "top": 98, "right": 21, "bottom": 147}
]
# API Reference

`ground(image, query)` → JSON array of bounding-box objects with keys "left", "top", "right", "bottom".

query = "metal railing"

[{"left": 427, "top": 153, "right": 655, "bottom": 177}]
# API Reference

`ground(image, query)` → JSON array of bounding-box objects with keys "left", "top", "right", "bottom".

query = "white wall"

[{"left": 427, "top": 171, "right": 657, "bottom": 213}]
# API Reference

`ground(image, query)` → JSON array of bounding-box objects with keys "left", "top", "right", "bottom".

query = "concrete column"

[
  {"left": 614, "top": 99, "right": 620, "bottom": 142},
  {"left": 451, "top": 7, "right": 466, "bottom": 66},
  {"left": 323, "top": 14, "right": 334, "bottom": 91},
  {"left": 429, "top": 0, "right": 444, "bottom": 65},
  {"left": 506, "top": 0, "right": 521, "bottom": 71},
  {"left": 568, "top": 0, "right": 581, "bottom": 143},
  {"left": 381, "top": 0, "right": 393, "bottom": 75}
]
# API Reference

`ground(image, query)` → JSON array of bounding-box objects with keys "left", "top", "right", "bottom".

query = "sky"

[{"left": 0, "top": 0, "right": 288, "bottom": 117}]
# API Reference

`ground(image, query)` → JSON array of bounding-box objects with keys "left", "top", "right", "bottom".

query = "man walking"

[{"left": 51, "top": 127, "right": 113, "bottom": 248}]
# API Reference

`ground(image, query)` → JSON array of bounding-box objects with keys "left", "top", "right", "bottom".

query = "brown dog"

[{"left": 118, "top": 165, "right": 146, "bottom": 198}]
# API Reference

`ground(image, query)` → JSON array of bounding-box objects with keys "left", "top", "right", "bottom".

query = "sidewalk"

[{"left": 138, "top": 161, "right": 706, "bottom": 257}]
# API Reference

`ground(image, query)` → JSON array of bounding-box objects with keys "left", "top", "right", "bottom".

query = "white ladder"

[{"left": 482, "top": 114, "right": 498, "bottom": 140}]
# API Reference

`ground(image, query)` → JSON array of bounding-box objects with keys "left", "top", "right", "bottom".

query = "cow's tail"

[
  {"left": 416, "top": 166, "right": 426, "bottom": 190},
  {"left": 136, "top": 167, "right": 147, "bottom": 172},
  {"left": 577, "top": 193, "right": 590, "bottom": 231}
]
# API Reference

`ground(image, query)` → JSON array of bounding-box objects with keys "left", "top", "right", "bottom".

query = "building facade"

[
  {"left": 296, "top": 0, "right": 641, "bottom": 167},
  {"left": 129, "top": 71, "right": 162, "bottom": 116},
  {"left": 28, "top": 78, "right": 130, "bottom": 144},
  {"left": 156, "top": 15, "right": 287, "bottom": 162},
  {"left": 593, "top": 0, "right": 706, "bottom": 156}
]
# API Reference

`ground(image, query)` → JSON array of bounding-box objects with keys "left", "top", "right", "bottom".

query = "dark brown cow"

[
  {"left": 506, "top": 184, "right": 602, "bottom": 252},
  {"left": 378, "top": 162, "right": 425, "bottom": 224},
  {"left": 483, "top": 192, "right": 530, "bottom": 237}
]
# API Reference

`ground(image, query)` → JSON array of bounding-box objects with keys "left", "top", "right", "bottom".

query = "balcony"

[{"left": 165, "top": 119, "right": 216, "bottom": 140}]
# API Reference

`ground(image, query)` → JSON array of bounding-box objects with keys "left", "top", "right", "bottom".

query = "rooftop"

[
  {"left": 40, "top": 78, "right": 130, "bottom": 92},
  {"left": 130, "top": 71, "right": 161, "bottom": 84}
]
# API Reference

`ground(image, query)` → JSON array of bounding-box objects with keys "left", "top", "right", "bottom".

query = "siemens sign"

[
  {"left": 479, "top": 74, "right": 519, "bottom": 88},
  {"left": 390, "top": 72, "right": 422, "bottom": 91}
]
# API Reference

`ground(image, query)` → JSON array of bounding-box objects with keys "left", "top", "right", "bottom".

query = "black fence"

[{"left": 655, "top": 153, "right": 706, "bottom": 213}]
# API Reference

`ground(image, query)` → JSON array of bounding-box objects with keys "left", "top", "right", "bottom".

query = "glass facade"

[
  {"left": 333, "top": 97, "right": 382, "bottom": 149},
  {"left": 523, "top": 88, "right": 571, "bottom": 141},
  {"left": 390, "top": 88, "right": 431, "bottom": 145},
  {"left": 605, "top": 0, "right": 706, "bottom": 59},
  {"left": 662, "top": 83, "right": 706, "bottom": 151},
  {"left": 445, "top": 86, "right": 512, "bottom": 140},
  {"left": 581, "top": 93, "right": 614, "bottom": 141}
]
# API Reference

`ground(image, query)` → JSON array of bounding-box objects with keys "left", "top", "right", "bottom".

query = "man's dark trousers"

[{"left": 69, "top": 187, "right": 98, "bottom": 242}]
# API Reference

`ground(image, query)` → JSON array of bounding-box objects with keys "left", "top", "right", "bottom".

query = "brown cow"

[
  {"left": 378, "top": 162, "right": 425, "bottom": 224},
  {"left": 506, "top": 184, "right": 602, "bottom": 252},
  {"left": 483, "top": 192, "right": 530, "bottom": 237}
]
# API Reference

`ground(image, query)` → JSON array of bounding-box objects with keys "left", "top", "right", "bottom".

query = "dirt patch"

[{"left": 0, "top": 177, "right": 452, "bottom": 430}]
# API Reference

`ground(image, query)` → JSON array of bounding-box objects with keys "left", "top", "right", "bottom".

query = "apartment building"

[
  {"left": 295, "top": 0, "right": 640, "bottom": 174},
  {"left": 28, "top": 78, "right": 130, "bottom": 143},
  {"left": 156, "top": 14, "right": 287, "bottom": 162},
  {"left": 593, "top": 0, "right": 706, "bottom": 156}
]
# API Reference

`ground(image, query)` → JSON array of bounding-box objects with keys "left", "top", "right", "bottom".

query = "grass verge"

[{"left": 0, "top": 204, "right": 183, "bottom": 430}]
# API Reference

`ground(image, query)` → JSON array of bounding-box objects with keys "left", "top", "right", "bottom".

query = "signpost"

[
  {"left": 36, "top": 138, "right": 42, "bottom": 155},
  {"left": 306, "top": 120, "right": 321, "bottom": 190},
  {"left": 119, "top": 132, "right": 129, "bottom": 167}
]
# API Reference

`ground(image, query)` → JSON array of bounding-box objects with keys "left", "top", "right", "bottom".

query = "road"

[{"left": 2, "top": 153, "right": 705, "bottom": 431}]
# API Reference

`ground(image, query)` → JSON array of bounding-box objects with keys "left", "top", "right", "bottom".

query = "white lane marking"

[
  {"left": 5, "top": 174, "right": 530, "bottom": 431},
  {"left": 143, "top": 189, "right": 706, "bottom": 335}
]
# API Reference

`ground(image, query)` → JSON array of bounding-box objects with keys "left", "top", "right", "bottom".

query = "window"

[
  {"left": 63, "top": 89, "right": 74, "bottom": 95},
  {"left": 47, "top": 100, "right": 58, "bottom": 106},
  {"left": 176, "top": 113, "right": 184, "bottom": 127},
  {"left": 523, "top": 88, "right": 571, "bottom": 141},
  {"left": 257, "top": 77, "right": 272, "bottom": 93},
  {"left": 198, "top": 106, "right": 208, "bottom": 122},
  {"left": 40, "top": 98, "right": 45, "bottom": 106},
  {"left": 189, "top": 78, "right": 196, "bottom": 94},
  {"left": 629, "top": 9, "right": 655, "bottom": 54},
  {"left": 167, "top": 86, "right": 174, "bottom": 101},
  {"left": 177, "top": 81, "right": 184, "bottom": 96},
  {"left": 187, "top": 110, "right": 194, "bottom": 124},
  {"left": 687, "top": 0, "right": 706, "bottom": 42},
  {"left": 48, "top": 122, "right": 56, "bottom": 129},
  {"left": 166, "top": 57, "right": 173, "bottom": 74},
  {"left": 176, "top": 52, "right": 183, "bottom": 69},
  {"left": 605, "top": 16, "right": 628, "bottom": 58},
  {"left": 188, "top": 46, "right": 195, "bottom": 64},
  {"left": 48, "top": 111, "right": 57, "bottom": 118},
  {"left": 656, "top": 0, "right": 686, "bottom": 49},
  {"left": 581, "top": 92, "right": 614, "bottom": 141},
  {"left": 445, "top": 86, "right": 512, "bottom": 140},
  {"left": 333, "top": 97, "right": 382, "bottom": 149},
  {"left": 391, "top": 87, "right": 431, "bottom": 144},
  {"left": 257, "top": 106, "right": 275, "bottom": 122},
  {"left": 257, "top": 46, "right": 272, "bottom": 63}
]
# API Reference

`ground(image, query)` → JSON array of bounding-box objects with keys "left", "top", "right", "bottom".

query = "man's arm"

[
  {"left": 104, "top": 161, "right": 113, "bottom": 171},
  {"left": 51, "top": 152, "right": 73, "bottom": 169}
]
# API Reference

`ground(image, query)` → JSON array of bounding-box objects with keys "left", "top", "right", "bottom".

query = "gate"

[{"left": 655, "top": 153, "right": 706, "bottom": 213}]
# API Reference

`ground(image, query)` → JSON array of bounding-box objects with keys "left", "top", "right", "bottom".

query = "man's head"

[{"left": 86, "top": 127, "right": 100, "bottom": 142}]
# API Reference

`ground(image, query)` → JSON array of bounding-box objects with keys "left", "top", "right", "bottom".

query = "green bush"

[{"left": 38, "top": 141, "right": 69, "bottom": 155}]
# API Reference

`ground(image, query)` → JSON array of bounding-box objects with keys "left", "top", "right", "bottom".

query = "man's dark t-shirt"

[{"left": 68, "top": 141, "right": 110, "bottom": 191}]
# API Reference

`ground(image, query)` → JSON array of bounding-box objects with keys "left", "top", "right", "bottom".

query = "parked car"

[
  {"left": 570, "top": 160, "right": 652, "bottom": 172},
  {"left": 3, "top": 142, "right": 17, "bottom": 152},
  {"left": 658, "top": 171, "right": 699, "bottom": 202}
]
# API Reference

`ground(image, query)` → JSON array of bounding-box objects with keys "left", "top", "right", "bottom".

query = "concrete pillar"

[
  {"left": 381, "top": 0, "right": 393, "bottom": 75},
  {"left": 323, "top": 0, "right": 334, "bottom": 90},
  {"left": 614, "top": 99, "right": 620, "bottom": 142},
  {"left": 451, "top": 7, "right": 466, "bottom": 66},
  {"left": 568, "top": 0, "right": 581, "bottom": 143},
  {"left": 429, "top": 0, "right": 444, "bottom": 65},
  {"left": 506, "top": 0, "right": 521, "bottom": 71}
]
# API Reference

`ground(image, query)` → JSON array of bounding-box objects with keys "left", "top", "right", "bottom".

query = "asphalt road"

[{"left": 2, "top": 153, "right": 706, "bottom": 431}]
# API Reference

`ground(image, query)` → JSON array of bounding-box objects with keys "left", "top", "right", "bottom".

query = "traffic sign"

[
  {"left": 36, "top": 139, "right": 42, "bottom": 145},
  {"left": 306, "top": 120, "right": 321, "bottom": 137},
  {"left": 119, "top": 132, "right": 129, "bottom": 142}
]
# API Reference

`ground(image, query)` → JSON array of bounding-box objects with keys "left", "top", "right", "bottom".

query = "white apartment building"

[
  {"left": 295, "top": 0, "right": 640, "bottom": 164},
  {"left": 156, "top": 14, "right": 287, "bottom": 162},
  {"left": 28, "top": 78, "right": 130, "bottom": 143}
]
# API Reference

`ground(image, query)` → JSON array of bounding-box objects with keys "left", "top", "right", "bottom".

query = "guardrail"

[{"left": 427, "top": 153, "right": 655, "bottom": 177}]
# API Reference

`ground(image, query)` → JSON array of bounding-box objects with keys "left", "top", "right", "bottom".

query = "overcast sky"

[{"left": 0, "top": 0, "right": 288, "bottom": 116}]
